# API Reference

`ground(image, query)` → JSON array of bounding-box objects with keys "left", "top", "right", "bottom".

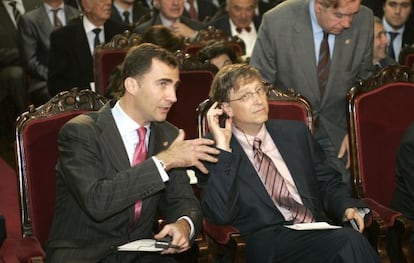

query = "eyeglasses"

[{"left": 229, "top": 84, "right": 269, "bottom": 103}]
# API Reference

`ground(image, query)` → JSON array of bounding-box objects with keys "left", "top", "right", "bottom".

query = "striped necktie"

[
  {"left": 8, "top": 1, "right": 22, "bottom": 26},
  {"left": 253, "top": 138, "right": 314, "bottom": 224},
  {"left": 51, "top": 8, "right": 63, "bottom": 30},
  {"left": 317, "top": 32, "right": 330, "bottom": 98}
]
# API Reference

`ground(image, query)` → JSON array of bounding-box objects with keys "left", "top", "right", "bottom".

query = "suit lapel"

[
  {"left": 97, "top": 102, "right": 131, "bottom": 171},
  {"left": 293, "top": 1, "right": 320, "bottom": 101}
]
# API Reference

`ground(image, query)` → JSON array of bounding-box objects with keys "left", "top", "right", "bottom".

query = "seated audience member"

[
  {"left": 387, "top": 122, "right": 414, "bottom": 261},
  {"left": 197, "top": 40, "right": 241, "bottom": 69},
  {"left": 208, "top": 0, "right": 261, "bottom": 58},
  {"left": 382, "top": 0, "right": 414, "bottom": 61},
  {"left": 373, "top": 16, "right": 397, "bottom": 73},
  {"left": 46, "top": 43, "right": 219, "bottom": 262},
  {"left": 111, "top": 0, "right": 150, "bottom": 28},
  {"left": 182, "top": 0, "right": 218, "bottom": 22},
  {"left": 142, "top": 25, "right": 185, "bottom": 53},
  {"left": 134, "top": 0, "right": 206, "bottom": 39},
  {"left": 47, "top": 0, "right": 126, "bottom": 97},
  {"left": 0, "top": 0, "right": 42, "bottom": 117},
  {"left": 198, "top": 64, "right": 381, "bottom": 263},
  {"left": 18, "top": 0, "right": 80, "bottom": 106}
]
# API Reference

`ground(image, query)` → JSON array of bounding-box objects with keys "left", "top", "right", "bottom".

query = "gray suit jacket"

[
  {"left": 18, "top": 4, "right": 79, "bottom": 85},
  {"left": 46, "top": 101, "right": 202, "bottom": 261},
  {"left": 250, "top": 0, "right": 374, "bottom": 152},
  {"left": 0, "top": 0, "right": 41, "bottom": 67}
]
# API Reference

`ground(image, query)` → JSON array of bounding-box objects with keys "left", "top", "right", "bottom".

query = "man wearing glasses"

[
  {"left": 250, "top": 0, "right": 374, "bottom": 192},
  {"left": 198, "top": 63, "right": 380, "bottom": 263}
]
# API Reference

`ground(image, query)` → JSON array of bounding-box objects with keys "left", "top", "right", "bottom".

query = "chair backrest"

[
  {"left": 398, "top": 44, "right": 414, "bottom": 68},
  {"left": 183, "top": 26, "right": 245, "bottom": 56},
  {"left": 15, "top": 89, "right": 107, "bottom": 246},
  {"left": 94, "top": 30, "right": 142, "bottom": 96},
  {"left": 197, "top": 86, "right": 314, "bottom": 137},
  {"left": 167, "top": 68, "right": 216, "bottom": 139},
  {"left": 347, "top": 65, "right": 414, "bottom": 207}
]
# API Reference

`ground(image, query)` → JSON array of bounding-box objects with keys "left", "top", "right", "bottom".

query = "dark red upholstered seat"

[{"left": 347, "top": 65, "right": 414, "bottom": 261}]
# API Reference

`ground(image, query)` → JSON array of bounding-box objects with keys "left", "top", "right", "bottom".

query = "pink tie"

[
  {"left": 132, "top": 127, "right": 147, "bottom": 222},
  {"left": 187, "top": 0, "right": 198, "bottom": 20},
  {"left": 253, "top": 138, "right": 314, "bottom": 224}
]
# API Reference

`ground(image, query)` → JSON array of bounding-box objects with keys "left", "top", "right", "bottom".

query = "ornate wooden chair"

[
  {"left": 398, "top": 44, "right": 414, "bottom": 69},
  {"left": 93, "top": 30, "right": 142, "bottom": 96},
  {"left": 196, "top": 85, "right": 314, "bottom": 263},
  {"left": 347, "top": 65, "right": 414, "bottom": 262},
  {"left": 183, "top": 26, "right": 245, "bottom": 57},
  {"left": 14, "top": 89, "right": 107, "bottom": 262}
]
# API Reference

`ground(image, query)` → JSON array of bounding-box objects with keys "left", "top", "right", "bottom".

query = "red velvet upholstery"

[
  {"left": 94, "top": 49, "right": 128, "bottom": 96},
  {"left": 347, "top": 65, "right": 414, "bottom": 261},
  {"left": 15, "top": 89, "right": 106, "bottom": 262},
  {"left": 167, "top": 70, "right": 215, "bottom": 139}
]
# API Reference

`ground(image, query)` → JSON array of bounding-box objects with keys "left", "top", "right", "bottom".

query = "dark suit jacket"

[
  {"left": 46, "top": 101, "right": 202, "bottom": 262},
  {"left": 208, "top": 13, "right": 261, "bottom": 37},
  {"left": 110, "top": 2, "right": 150, "bottom": 26},
  {"left": 250, "top": 0, "right": 374, "bottom": 153},
  {"left": 0, "top": 0, "right": 41, "bottom": 67},
  {"left": 402, "top": 25, "right": 414, "bottom": 47},
  {"left": 391, "top": 122, "right": 414, "bottom": 221},
  {"left": 199, "top": 120, "right": 365, "bottom": 238},
  {"left": 134, "top": 14, "right": 206, "bottom": 34},
  {"left": 182, "top": 0, "right": 218, "bottom": 22},
  {"left": 18, "top": 4, "right": 79, "bottom": 81},
  {"left": 47, "top": 18, "right": 126, "bottom": 96}
]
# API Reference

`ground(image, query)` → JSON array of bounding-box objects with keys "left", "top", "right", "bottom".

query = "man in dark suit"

[
  {"left": 382, "top": 0, "right": 414, "bottom": 61},
  {"left": 251, "top": 0, "right": 374, "bottom": 190},
  {"left": 134, "top": 0, "right": 206, "bottom": 39},
  {"left": 182, "top": 0, "right": 218, "bottom": 22},
  {"left": 111, "top": 0, "right": 151, "bottom": 28},
  {"left": 198, "top": 63, "right": 381, "bottom": 263},
  {"left": 46, "top": 43, "right": 219, "bottom": 262},
  {"left": 372, "top": 16, "right": 397, "bottom": 73},
  {"left": 47, "top": 0, "right": 126, "bottom": 97},
  {"left": 18, "top": 0, "right": 79, "bottom": 106},
  {"left": 388, "top": 122, "right": 414, "bottom": 261},
  {"left": 0, "top": 0, "right": 41, "bottom": 117},
  {"left": 209, "top": 0, "right": 261, "bottom": 57}
]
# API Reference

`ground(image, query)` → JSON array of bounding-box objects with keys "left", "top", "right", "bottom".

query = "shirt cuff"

[
  {"left": 178, "top": 216, "right": 195, "bottom": 239},
  {"left": 152, "top": 156, "right": 169, "bottom": 182}
]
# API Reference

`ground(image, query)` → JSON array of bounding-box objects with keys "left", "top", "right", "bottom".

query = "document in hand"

[
  {"left": 284, "top": 222, "right": 342, "bottom": 230},
  {"left": 117, "top": 239, "right": 164, "bottom": 252}
]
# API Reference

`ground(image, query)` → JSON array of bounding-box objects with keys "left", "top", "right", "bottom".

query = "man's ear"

[{"left": 124, "top": 77, "right": 139, "bottom": 95}]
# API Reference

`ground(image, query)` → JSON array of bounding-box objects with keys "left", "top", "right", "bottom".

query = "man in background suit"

[
  {"left": 18, "top": 0, "right": 79, "bottom": 106},
  {"left": 182, "top": 0, "right": 218, "bottom": 22},
  {"left": 382, "top": 0, "right": 414, "bottom": 61},
  {"left": 111, "top": 0, "right": 151, "bottom": 28},
  {"left": 209, "top": 0, "right": 261, "bottom": 57},
  {"left": 47, "top": 0, "right": 126, "bottom": 97},
  {"left": 388, "top": 122, "right": 414, "bottom": 262},
  {"left": 250, "top": 0, "right": 374, "bottom": 190},
  {"left": 373, "top": 16, "right": 397, "bottom": 73},
  {"left": 0, "top": 0, "right": 41, "bottom": 117},
  {"left": 134, "top": 0, "right": 206, "bottom": 39},
  {"left": 46, "top": 43, "right": 219, "bottom": 262},
  {"left": 198, "top": 64, "right": 380, "bottom": 263}
]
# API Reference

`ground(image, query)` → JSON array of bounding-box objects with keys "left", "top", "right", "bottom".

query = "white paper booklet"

[{"left": 284, "top": 222, "right": 342, "bottom": 230}]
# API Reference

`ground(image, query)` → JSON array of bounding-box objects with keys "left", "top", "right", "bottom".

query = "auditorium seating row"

[{"left": 1, "top": 29, "right": 414, "bottom": 262}]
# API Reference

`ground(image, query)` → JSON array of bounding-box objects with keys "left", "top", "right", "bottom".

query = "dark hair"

[
  {"left": 121, "top": 43, "right": 178, "bottom": 83},
  {"left": 142, "top": 25, "right": 184, "bottom": 53},
  {"left": 209, "top": 63, "right": 262, "bottom": 103},
  {"left": 198, "top": 41, "right": 240, "bottom": 65}
]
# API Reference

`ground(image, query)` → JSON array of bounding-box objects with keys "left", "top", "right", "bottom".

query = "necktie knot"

[
  {"left": 8, "top": 0, "right": 17, "bottom": 7},
  {"left": 123, "top": 11, "right": 130, "bottom": 25},
  {"left": 253, "top": 137, "right": 262, "bottom": 151},
  {"left": 137, "top": 127, "right": 147, "bottom": 142},
  {"left": 388, "top": 31, "right": 399, "bottom": 41},
  {"left": 51, "top": 8, "right": 63, "bottom": 30},
  {"left": 236, "top": 26, "right": 251, "bottom": 34}
]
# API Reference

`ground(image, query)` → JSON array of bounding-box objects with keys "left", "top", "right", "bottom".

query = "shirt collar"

[
  {"left": 382, "top": 17, "right": 405, "bottom": 34},
  {"left": 83, "top": 15, "right": 104, "bottom": 32}
]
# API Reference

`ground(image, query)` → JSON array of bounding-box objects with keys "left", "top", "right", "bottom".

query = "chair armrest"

[
  {"left": 202, "top": 219, "right": 241, "bottom": 245},
  {"left": 15, "top": 236, "right": 46, "bottom": 263},
  {"left": 362, "top": 198, "right": 402, "bottom": 227}
]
